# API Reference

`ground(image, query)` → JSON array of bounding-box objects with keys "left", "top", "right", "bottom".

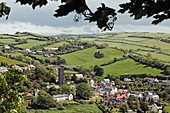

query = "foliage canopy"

[{"left": 0, "top": 0, "right": 170, "bottom": 31}]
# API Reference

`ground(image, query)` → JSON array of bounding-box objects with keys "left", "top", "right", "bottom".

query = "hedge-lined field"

[
  {"left": 45, "top": 41, "right": 69, "bottom": 48},
  {"left": 15, "top": 39, "right": 49, "bottom": 49},
  {"left": 102, "top": 58, "right": 163, "bottom": 76},
  {"left": 0, "top": 39, "right": 17, "bottom": 44},
  {"left": 59, "top": 46, "right": 124, "bottom": 66},
  {"left": 0, "top": 56, "right": 26, "bottom": 65}
]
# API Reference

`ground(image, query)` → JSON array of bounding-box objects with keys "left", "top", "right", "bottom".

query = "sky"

[{"left": 0, "top": 0, "right": 170, "bottom": 35}]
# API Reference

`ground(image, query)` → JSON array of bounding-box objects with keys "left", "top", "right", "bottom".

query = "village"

[{"left": 1, "top": 63, "right": 170, "bottom": 113}]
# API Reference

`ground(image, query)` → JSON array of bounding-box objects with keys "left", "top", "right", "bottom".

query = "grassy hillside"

[
  {"left": 31, "top": 104, "right": 102, "bottom": 113},
  {"left": 102, "top": 59, "right": 163, "bottom": 76},
  {"left": 137, "top": 51, "right": 170, "bottom": 63},
  {"left": 0, "top": 56, "right": 26, "bottom": 65},
  {"left": 0, "top": 39, "right": 17, "bottom": 44},
  {"left": 45, "top": 41, "right": 69, "bottom": 48},
  {"left": 59, "top": 46, "right": 124, "bottom": 66},
  {"left": 15, "top": 39, "right": 49, "bottom": 49}
]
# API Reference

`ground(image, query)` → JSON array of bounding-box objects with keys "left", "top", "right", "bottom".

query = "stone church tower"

[{"left": 58, "top": 65, "right": 65, "bottom": 85}]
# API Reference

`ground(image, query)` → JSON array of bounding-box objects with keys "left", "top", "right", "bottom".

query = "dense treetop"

[{"left": 0, "top": 0, "right": 170, "bottom": 31}]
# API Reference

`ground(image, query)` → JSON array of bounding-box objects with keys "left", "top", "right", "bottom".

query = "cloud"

[{"left": 0, "top": 21, "right": 169, "bottom": 35}]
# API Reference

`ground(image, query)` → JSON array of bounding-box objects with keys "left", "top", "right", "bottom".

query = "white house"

[
  {"left": 0, "top": 67, "right": 8, "bottom": 73},
  {"left": 71, "top": 74, "right": 83, "bottom": 78},
  {"left": 146, "top": 94, "right": 159, "bottom": 102},
  {"left": 103, "top": 79, "right": 110, "bottom": 83},
  {"left": 53, "top": 94, "right": 73, "bottom": 101},
  {"left": 124, "top": 78, "right": 131, "bottom": 82},
  {"left": 164, "top": 81, "right": 170, "bottom": 86},
  {"left": 4, "top": 45, "right": 10, "bottom": 49},
  {"left": 88, "top": 79, "right": 95, "bottom": 87}
]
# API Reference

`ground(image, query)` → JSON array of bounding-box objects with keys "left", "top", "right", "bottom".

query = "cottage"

[
  {"left": 4, "top": 45, "right": 10, "bottom": 49},
  {"left": 164, "top": 81, "right": 170, "bottom": 86},
  {"left": 146, "top": 94, "right": 159, "bottom": 102},
  {"left": 12, "top": 65, "right": 23, "bottom": 71},
  {"left": 88, "top": 79, "right": 95, "bottom": 87},
  {"left": 53, "top": 94, "right": 73, "bottom": 101},
  {"left": 145, "top": 77, "right": 159, "bottom": 84},
  {"left": 104, "top": 94, "right": 127, "bottom": 105},
  {"left": 24, "top": 93, "right": 33, "bottom": 104},
  {"left": 0, "top": 67, "right": 8, "bottom": 73},
  {"left": 124, "top": 78, "right": 131, "bottom": 82},
  {"left": 103, "top": 79, "right": 110, "bottom": 83},
  {"left": 24, "top": 49, "right": 32, "bottom": 52},
  {"left": 148, "top": 104, "right": 162, "bottom": 111},
  {"left": 71, "top": 74, "right": 84, "bottom": 79},
  {"left": 28, "top": 65, "right": 35, "bottom": 69}
]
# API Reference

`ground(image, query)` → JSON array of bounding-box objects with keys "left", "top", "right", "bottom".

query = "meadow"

[
  {"left": 59, "top": 46, "right": 124, "bottom": 66},
  {"left": 0, "top": 56, "right": 26, "bottom": 65},
  {"left": 0, "top": 39, "right": 17, "bottom": 44},
  {"left": 45, "top": 41, "right": 69, "bottom": 48},
  {"left": 93, "top": 41, "right": 155, "bottom": 51},
  {"left": 140, "top": 40, "right": 170, "bottom": 50},
  {"left": 102, "top": 59, "right": 164, "bottom": 76},
  {"left": 15, "top": 39, "right": 49, "bottom": 49},
  {"left": 137, "top": 51, "right": 170, "bottom": 62},
  {"left": 30, "top": 104, "right": 102, "bottom": 113}
]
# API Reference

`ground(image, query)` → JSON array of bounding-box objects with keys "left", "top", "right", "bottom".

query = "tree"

[
  {"left": 35, "top": 90, "right": 55, "bottom": 109},
  {"left": 1, "top": 0, "right": 170, "bottom": 31},
  {"left": 0, "top": 69, "right": 27, "bottom": 113},
  {"left": 94, "top": 65, "right": 104, "bottom": 77},
  {"left": 60, "top": 85, "right": 71, "bottom": 94},
  {"left": 94, "top": 51, "right": 104, "bottom": 59},
  {"left": 76, "top": 83, "right": 93, "bottom": 99},
  {"left": 95, "top": 100, "right": 114, "bottom": 113}
]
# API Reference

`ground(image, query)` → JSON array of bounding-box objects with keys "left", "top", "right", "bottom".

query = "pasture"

[
  {"left": 140, "top": 39, "right": 170, "bottom": 50},
  {"left": 0, "top": 39, "right": 17, "bottom": 44},
  {"left": 0, "top": 56, "right": 26, "bottom": 65},
  {"left": 30, "top": 104, "right": 102, "bottom": 113},
  {"left": 15, "top": 39, "right": 49, "bottom": 49},
  {"left": 102, "top": 58, "right": 163, "bottom": 76},
  {"left": 59, "top": 46, "right": 124, "bottom": 66},
  {"left": 45, "top": 41, "right": 69, "bottom": 48},
  {"left": 137, "top": 51, "right": 170, "bottom": 62},
  {"left": 93, "top": 41, "right": 155, "bottom": 51}
]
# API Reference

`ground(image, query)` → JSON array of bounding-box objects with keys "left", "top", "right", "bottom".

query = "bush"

[{"left": 56, "top": 103, "right": 65, "bottom": 110}]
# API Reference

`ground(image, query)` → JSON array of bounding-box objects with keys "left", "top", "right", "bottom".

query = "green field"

[
  {"left": 45, "top": 41, "right": 69, "bottom": 48},
  {"left": 30, "top": 104, "right": 102, "bottom": 113},
  {"left": 137, "top": 51, "right": 170, "bottom": 62},
  {"left": 94, "top": 41, "right": 155, "bottom": 51},
  {"left": 0, "top": 35, "right": 12, "bottom": 38},
  {"left": 132, "top": 32, "right": 170, "bottom": 39},
  {"left": 32, "top": 55, "right": 56, "bottom": 60},
  {"left": 80, "top": 38, "right": 97, "bottom": 42},
  {"left": 0, "top": 56, "right": 26, "bottom": 65},
  {"left": 15, "top": 39, "right": 49, "bottom": 49},
  {"left": 0, "top": 39, "right": 17, "bottom": 44},
  {"left": 102, "top": 59, "right": 163, "bottom": 76},
  {"left": 111, "top": 37, "right": 148, "bottom": 42},
  {"left": 59, "top": 47, "right": 124, "bottom": 66},
  {"left": 165, "top": 106, "right": 170, "bottom": 112},
  {"left": 140, "top": 39, "right": 170, "bottom": 50},
  {"left": 4, "top": 53, "right": 24, "bottom": 56}
]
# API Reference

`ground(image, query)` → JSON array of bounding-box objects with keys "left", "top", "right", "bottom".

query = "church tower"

[{"left": 58, "top": 65, "right": 65, "bottom": 85}]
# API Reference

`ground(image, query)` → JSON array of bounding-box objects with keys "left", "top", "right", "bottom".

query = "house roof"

[
  {"left": 145, "top": 77, "right": 157, "bottom": 81},
  {"left": 92, "top": 86, "right": 98, "bottom": 89},
  {"left": 116, "top": 94, "right": 126, "bottom": 99},
  {"left": 165, "top": 81, "right": 170, "bottom": 84},
  {"left": 44, "top": 48, "right": 52, "bottom": 50},
  {"left": 26, "top": 93, "right": 33, "bottom": 97},
  {"left": 104, "top": 94, "right": 126, "bottom": 100}
]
